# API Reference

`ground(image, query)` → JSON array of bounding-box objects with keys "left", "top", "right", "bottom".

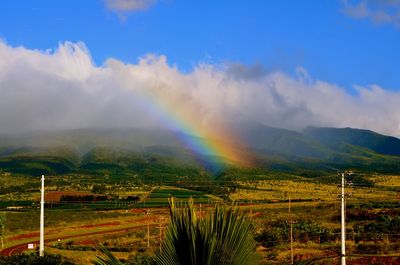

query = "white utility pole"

[
  {"left": 40, "top": 175, "right": 45, "bottom": 257},
  {"left": 289, "top": 196, "right": 293, "bottom": 265},
  {"left": 341, "top": 172, "right": 346, "bottom": 265}
]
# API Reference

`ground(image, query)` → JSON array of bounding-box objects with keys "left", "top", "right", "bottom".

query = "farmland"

[
  {"left": 136, "top": 187, "right": 218, "bottom": 207},
  {"left": 1, "top": 170, "right": 400, "bottom": 264}
]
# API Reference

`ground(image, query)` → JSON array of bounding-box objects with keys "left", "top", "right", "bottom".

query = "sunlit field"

[{"left": 1, "top": 173, "right": 400, "bottom": 264}]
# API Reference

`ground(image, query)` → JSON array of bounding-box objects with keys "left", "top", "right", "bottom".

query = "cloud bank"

[
  {"left": 343, "top": 0, "right": 400, "bottom": 28},
  {"left": 0, "top": 41, "right": 400, "bottom": 138}
]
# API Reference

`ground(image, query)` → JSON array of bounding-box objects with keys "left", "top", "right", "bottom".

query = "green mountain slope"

[
  {"left": 0, "top": 126, "right": 400, "bottom": 177},
  {"left": 0, "top": 147, "right": 78, "bottom": 176},
  {"left": 303, "top": 127, "right": 400, "bottom": 156},
  {"left": 237, "top": 123, "right": 332, "bottom": 159}
]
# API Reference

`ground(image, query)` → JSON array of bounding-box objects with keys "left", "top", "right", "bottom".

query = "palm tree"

[
  {"left": 94, "top": 198, "right": 258, "bottom": 265},
  {"left": 155, "top": 197, "right": 258, "bottom": 265}
]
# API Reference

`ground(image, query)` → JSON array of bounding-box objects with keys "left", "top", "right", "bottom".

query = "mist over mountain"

[
  {"left": 0, "top": 128, "right": 181, "bottom": 155},
  {"left": 1, "top": 124, "right": 400, "bottom": 176}
]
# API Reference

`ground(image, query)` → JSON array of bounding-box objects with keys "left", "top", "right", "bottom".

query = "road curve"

[{"left": 1, "top": 223, "right": 156, "bottom": 256}]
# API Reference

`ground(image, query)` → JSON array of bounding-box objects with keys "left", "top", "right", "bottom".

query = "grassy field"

[
  {"left": 230, "top": 177, "right": 399, "bottom": 203},
  {"left": 232, "top": 174, "right": 400, "bottom": 264},
  {"left": 136, "top": 186, "right": 220, "bottom": 207},
  {"left": 366, "top": 175, "right": 400, "bottom": 188},
  {"left": 1, "top": 173, "right": 400, "bottom": 264}
]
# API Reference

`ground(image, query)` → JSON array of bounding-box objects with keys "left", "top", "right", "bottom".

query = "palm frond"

[
  {"left": 93, "top": 244, "right": 124, "bottom": 265},
  {"left": 155, "top": 198, "right": 258, "bottom": 265}
]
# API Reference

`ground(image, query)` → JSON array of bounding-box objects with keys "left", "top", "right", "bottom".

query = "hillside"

[
  {"left": 303, "top": 127, "right": 400, "bottom": 156},
  {"left": 0, "top": 126, "right": 400, "bottom": 177},
  {"left": 236, "top": 123, "right": 332, "bottom": 159}
]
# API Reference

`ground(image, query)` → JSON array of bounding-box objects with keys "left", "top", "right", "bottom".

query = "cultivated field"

[{"left": 1, "top": 173, "right": 400, "bottom": 264}]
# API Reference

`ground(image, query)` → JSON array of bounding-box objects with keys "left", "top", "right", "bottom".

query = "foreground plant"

[
  {"left": 155, "top": 198, "right": 258, "bottom": 265},
  {"left": 93, "top": 244, "right": 124, "bottom": 265},
  {"left": 94, "top": 198, "right": 258, "bottom": 265}
]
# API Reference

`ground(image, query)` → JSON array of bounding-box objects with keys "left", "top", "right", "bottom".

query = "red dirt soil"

[
  {"left": 78, "top": 221, "right": 120, "bottom": 229},
  {"left": 252, "top": 212, "right": 262, "bottom": 218},
  {"left": 44, "top": 191, "right": 93, "bottom": 202},
  {"left": 296, "top": 253, "right": 400, "bottom": 265},
  {"left": 130, "top": 208, "right": 147, "bottom": 213},
  {"left": 0, "top": 223, "right": 157, "bottom": 256},
  {"left": 8, "top": 232, "right": 39, "bottom": 241},
  {"left": 349, "top": 257, "right": 400, "bottom": 265}
]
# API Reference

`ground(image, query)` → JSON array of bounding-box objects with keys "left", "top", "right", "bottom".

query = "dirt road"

[{"left": 0, "top": 223, "right": 156, "bottom": 256}]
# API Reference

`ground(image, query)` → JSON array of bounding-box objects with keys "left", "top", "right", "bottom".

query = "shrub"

[{"left": 0, "top": 252, "right": 76, "bottom": 265}]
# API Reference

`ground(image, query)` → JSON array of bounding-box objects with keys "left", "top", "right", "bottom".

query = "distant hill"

[
  {"left": 303, "top": 127, "right": 400, "bottom": 156},
  {"left": 0, "top": 128, "right": 182, "bottom": 155},
  {"left": 236, "top": 123, "right": 331, "bottom": 159},
  {"left": 0, "top": 126, "right": 400, "bottom": 177}
]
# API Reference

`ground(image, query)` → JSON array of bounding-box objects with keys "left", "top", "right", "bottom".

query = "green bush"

[
  {"left": 126, "top": 253, "right": 155, "bottom": 265},
  {"left": 0, "top": 252, "right": 76, "bottom": 265}
]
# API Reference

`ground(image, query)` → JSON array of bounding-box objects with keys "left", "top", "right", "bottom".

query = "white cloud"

[
  {"left": 0, "top": 41, "right": 400, "bottom": 138},
  {"left": 343, "top": 0, "right": 400, "bottom": 28}
]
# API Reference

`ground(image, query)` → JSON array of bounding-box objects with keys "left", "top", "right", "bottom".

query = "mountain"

[
  {"left": 236, "top": 123, "right": 331, "bottom": 159},
  {"left": 236, "top": 123, "right": 400, "bottom": 174},
  {"left": 303, "top": 127, "right": 400, "bottom": 156},
  {"left": 0, "top": 125, "right": 400, "bottom": 177},
  {"left": 0, "top": 128, "right": 182, "bottom": 155}
]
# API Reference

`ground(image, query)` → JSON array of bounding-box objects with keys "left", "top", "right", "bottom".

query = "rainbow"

[{"left": 133, "top": 85, "right": 253, "bottom": 169}]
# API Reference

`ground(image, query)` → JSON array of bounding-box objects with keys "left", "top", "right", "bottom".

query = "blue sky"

[{"left": 0, "top": 0, "right": 399, "bottom": 91}]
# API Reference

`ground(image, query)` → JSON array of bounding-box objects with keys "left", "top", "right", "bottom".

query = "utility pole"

[
  {"left": 250, "top": 200, "right": 253, "bottom": 220},
  {"left": 147, "top": 209, "right": 150, "bottom": 248},
  {"left": 289, "top": 196, "right": 294, "bottom": 265},
  {"left": 0, "top": 213, "right": 5, "bottom": 249},
  {"left": 158, "top": 217, "right": 165, "bottom": 253},
  {"left": 147, "top": 222, "right": 150, "bottom": 248},
  {"left": 341, "top": 172, "right": 346, "bottom": 265},
  {"left": 40, "top": 175, "right": 45, "bottom": 257}
]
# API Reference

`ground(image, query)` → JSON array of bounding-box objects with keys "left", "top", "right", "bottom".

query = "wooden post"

[
  {"left": 250, "top": 200, "right": 253, "bottom": 220},
  {"left": 147, "top": 223, "right": 150, "bottom": 248}
]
